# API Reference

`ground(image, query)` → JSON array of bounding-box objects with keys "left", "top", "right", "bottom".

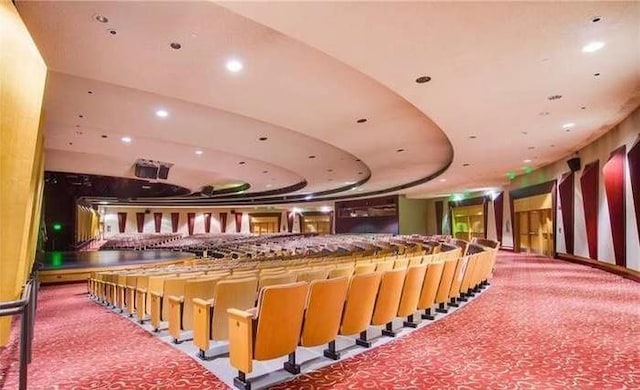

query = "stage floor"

[{"left": 42, "top": 250, "right": 194, "bottom": 271}]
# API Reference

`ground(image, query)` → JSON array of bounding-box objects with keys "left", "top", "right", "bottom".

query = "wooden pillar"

[{"left": 0, "top": 0, "right": 48, "bottom": 345}]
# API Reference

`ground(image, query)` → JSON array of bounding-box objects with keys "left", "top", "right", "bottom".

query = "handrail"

[{"left": 0, "top": 262, "right": 40, "bottom": 390}]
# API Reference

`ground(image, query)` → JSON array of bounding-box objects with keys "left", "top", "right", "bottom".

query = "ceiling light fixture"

[
  {"left": 396, "top": 148, "right": 405, "bottom": 152},
  {"left": 170, "top": 42, "right": 182, "bottom": 50},
  {"left": 305, "top": 195, "right": 313, "bottom": 200},
  {"left": 238, "top": 161, "right": 246, "bottom": 165},
  {"left": 226, "top": 59, "right": 243, "bottom": 73},
  {"left": 308, "top": 155, "right": 316, "bottom": 159},
  {"left": 547, "top": 94, "right": 562, "bottom": 101},
  {"left": 121, "top": 136, "right": 132, "bottom": 143},
  {"left": 262, "top": 170, "right": 268, "bottom": 174},
  {"left": 95, "top": 15, "right": 109, "bottom": 23},
  {"left": 562, "top": 122, "right": 575, "bottom": 129},
  {"left": 195, "top": 150, "right": 203, "bottom": 155},
  {"left": 591, "top": 16, "right": 601, "bottom": 23},
  {"left": 415, "top": 76, "right": 431, "bottom": 84},
  {"left": 463, "top": 163, "right": 470, "bottom": 167},
  {"left": 259, "top": 136, "right": 268, "bottom": 141},
  {"left": 524, "top": 159, "right": 532, "bottom": 163},
  {"left": 357, "top": 118, "right": 367, "bottom": 123},
  {"left": 265, "top": 184, "right": 273, "bottom": 188},
  {"left": 107, "top": 28, "right": 117, "bottom": 36},
  {"left": 594, "top": 72, "right": 600, "bottom": 77},
  {"left": 155, "top": 109, "right": 169, "bottom": 118},
  {"left": 440, "top": 178, "right": 447, "bottom": 182},
  {"left": 582, "top": 41, "right": 605, "bottom": 53},
  {"left": 469, "top": 135, "right": 477, "bottom": 139}
]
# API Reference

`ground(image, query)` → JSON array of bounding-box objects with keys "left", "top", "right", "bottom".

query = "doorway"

[{"left": 513, "top": 193, "right": 554, "bottom": 256}]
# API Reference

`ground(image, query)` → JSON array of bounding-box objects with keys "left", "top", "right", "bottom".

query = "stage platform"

[{"left": 39, "top": 250, "right": 195, "bottom": 284}]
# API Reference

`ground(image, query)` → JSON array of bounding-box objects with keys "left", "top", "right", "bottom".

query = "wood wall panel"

[
  {"left": 603, "top": 146, "right": 626, "bottom": 267},
  {"left": 580, "top": 161, "right": 599, "bottom": 259},
  {"left": 628, "top": 139, "right": 640, "bottom": 244},
  {"left": 135, "top": 212, "right": 145, "bottom": 233},
  {"left": 171, "top": 212, "right": 179, "bottom": 233},
  {"left": 494, "top": 192, "right": 504, "bottom": 244},
  {"left": 558, "top": 172, "right": 575, "bottom": 254},
  {"left": 153, "top": 213, "right": 162, "bottom": 233}
]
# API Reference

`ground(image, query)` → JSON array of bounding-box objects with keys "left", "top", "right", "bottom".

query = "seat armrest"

[
  {"left": 137, "top": 288, "right": 147, "bottom": 294},
  {"left": 168, "top": 295, "right": 184, "bottom": 304},
  {"left": 192, "top": 298, "right": 213, "bottom": 308},
  {"left": 228, "top": 308, "right": 254, "bottom": 374}
]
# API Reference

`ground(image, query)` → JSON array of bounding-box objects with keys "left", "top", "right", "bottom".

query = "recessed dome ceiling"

[{"left": 16, "top": 1, "right": 640, "bottom": 203}]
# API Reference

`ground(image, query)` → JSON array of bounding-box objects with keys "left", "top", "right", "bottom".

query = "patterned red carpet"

[{"left": 1, "top": 252, "right": 638, "bottom": 389}]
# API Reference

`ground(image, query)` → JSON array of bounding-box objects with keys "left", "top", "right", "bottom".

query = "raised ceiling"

[{"left": 17, "top": 1, "right": 640, "bottom": 204}]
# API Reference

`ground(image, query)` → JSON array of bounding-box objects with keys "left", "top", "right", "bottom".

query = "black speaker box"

[
  {"left": 567, "top": 157, "right": 581, "bottom": 172},
  {"left": 134, "top": 164, "right": 158, "bottom": 179},
  {"left": 157, "top": 165, "right": 170, "bottom": 180},
  {"left": 202, "top": 185, "right": 215, "bottom": 196}
]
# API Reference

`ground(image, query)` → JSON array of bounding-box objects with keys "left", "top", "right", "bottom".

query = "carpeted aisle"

[{"left": 1, "top": 252, "right": 638, "bottom": 389}]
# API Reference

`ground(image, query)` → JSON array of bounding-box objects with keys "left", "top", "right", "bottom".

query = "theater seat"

[
  {"left": 168, "top": 277, "right": 222, "bottom": 343},
  {"left": 375, "top": 260, "right": 395, "bottom": 272},
  {"left": 434, "top": 258, "right": 460, "bottom": 314},
  {"left": 357, "top": 269, "right": 406, "bottom": 344},
  {"left": 296, "top": 269, "right": 329, "bottom": 283},
  {"left": 417, "top": 262, "right": 445, "bottom": 320},
  {"left": 295, "top": 277, "right": 349, "bottom": 363},
  {"left": 354, "top": 263, "right": 376, "bottom": 275},
  {"left": 258, "top": 272, "right": 296, "bottom": 291},
  {"left": 396, "top": 264, "right": 428, "bottom": 328},
  {"left": 328, "top": 266, "right": 354, "bottom": 279},
  {"left": 150, "top": 276, "right": 196, "bottom": 332},
  {"left": 193, "top": 277, "right": 258, "bottom": 359},
  {"left": 228, "top": 282, "right": 309, "bottom": 390}
]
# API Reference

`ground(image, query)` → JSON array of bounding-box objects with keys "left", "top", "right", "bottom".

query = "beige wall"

[
  {"left": 0, "top": 0, "right": 48, "bottom": 345},
  {"left": 398, "top": 196, "right": 429, "bottom": 235}
]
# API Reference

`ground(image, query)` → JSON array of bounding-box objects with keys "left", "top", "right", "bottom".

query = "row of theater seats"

[{"left": 88, "top": 241, "right": 498, "bottom": 390}]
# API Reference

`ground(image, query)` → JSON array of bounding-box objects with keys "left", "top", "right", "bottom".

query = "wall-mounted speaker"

[
  {"left": 202, "top": 185, "right": 215, "bottom": 196},
  {"left": 157, "top": 165, "right": 170, "bottom": 180},
  {"left": 567, "top": 157, "right": 581, "bottom": 172},
  {"left": 144, "top": 209, "right": 151, "bottom": 214},
  {"left": 134, "top": 164, "right": 158, "bottom": 179}
]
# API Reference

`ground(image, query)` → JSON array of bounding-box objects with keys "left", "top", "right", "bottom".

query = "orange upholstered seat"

[
  {"left": 228, "top": 282, "right": 309, "bottom": 390},
  {"left": 417, "top": 261, "right": 445, "bottom": 320},
  {"left": 397, "top": 264, "right": 428, "bottom": 328},
  {"left": 168, "top": 277, "right": 222, "bottom": 343},
  {"left": 193, "top": 277, "right": 259, "bottom": 359}
]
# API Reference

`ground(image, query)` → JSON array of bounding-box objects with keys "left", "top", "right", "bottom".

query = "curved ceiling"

[
  {"left": 17, "top": 1, "right": 452, "bottom": 202},
  {"left": 16, "top": 1, "right": 640, "bottom": 204}
]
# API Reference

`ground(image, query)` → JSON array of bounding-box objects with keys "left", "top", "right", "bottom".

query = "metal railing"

[{"left": 0, "top": 263, "right": 40, "bottom": 390}]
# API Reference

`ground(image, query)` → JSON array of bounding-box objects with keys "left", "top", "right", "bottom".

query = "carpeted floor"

[{"left": 1, "top": 252, "right": 638, "bottom": 389}]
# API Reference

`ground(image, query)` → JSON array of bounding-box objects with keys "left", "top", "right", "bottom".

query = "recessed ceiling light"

[
  {"left": 469, "top": 135, "right": 477, "bottom": 139},
  {"left": 581, "top": 106, "right": 586, "bottom": 110},
  {"left": 155, "top": 109, "right": 169, "bottom": 118},
  {"left": 262, "top": 170, "right": 268, "bottom": 174},
  {"left": 226, "top": 59, "right": 243, "bottom": 73},
  {"left": 141, "top": 185, "right": 151, "bottom": 190},
  {"left": 101, "top": 135, "right": 107, "bottom": 139},
  {"left": 265, "top": 184, "right": 273, "bottom": 188},
  {"left": 88, "top": 91, "right": 93, "bottom": 94},
  {"left": 195, "top": 150, "right": 203, "bottom": 155},
  {"left": 524, "top": 159, "right": 532, "bottom": 163},
  {"left": 107, "top": 28, "right": 117, "bottom": 36},
  {"left": 78, "top": 114, "right": 84, "bottom": 118},
  {"left": 463, "top": 163, "right": 470, "bottom": 167},
  {"left": 308, "top": 155, "right": 316, "bottom": 159},
  {"left": 547, "top": 94, "right": 562, "bottom": 101},
  {"left": 357, "top": 118, "right": 367, "bottom": 123},
  {"left": 440, "top": 178, "right": 447, "bottom": 182},
  {"left": 95, "top": 15, "right": 108, "bottom": 23},
  {"left": 170, "top": 42, "right": 182, "bottom": 50},
  {"left": 345, "top": 181, "right": 355, "bottom": 185},
  {"left": 591, "top": 16, "right": 601, "bottom": 23},
  {"left": 355, "top": 159, "right": 361, "bottom": 162},
  {"left": 562, "top": 122, "right": 575, "bottom": 129},
  {"left": 121, "top": 136, "right": 132, "bottom": 143},
  {"left": 594, "top": 72, "right": 601, "bottom": 77},
  {"left": 396, "top": 148, "right": 405, "bottom": 152},
  {"left": 304, "top": 195, "right": 313, "bottom": 200},
  {"left": 415, "top": 76, "right": 431, "bottom": 84},
  {"left": 259, "top": 136, "right": 268, "bottom": 141},
  {"left": 582, "top": 41, "right": 605, "bottom": 53},
  {"left": 327, "top": 169, "right": 333, "bottom": 172},
  {"left": 238, "top": 161, "right": 245, "bottom": 165}
]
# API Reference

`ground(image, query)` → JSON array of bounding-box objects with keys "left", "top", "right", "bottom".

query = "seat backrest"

[
  {"left": 329, "top": 266, "right": 354, "bottom": 279},
  {"left": 354, "top": 263, "right": 377, "bottom": 275},
  {"left": 370, "top": 269, "right": 406, "bottom": 326},
  {"left": 297, "top": 269, "right": 329, "bottom": 283},
  {"left": 397, "top": 264, "right": 428, "bottom": 317},
  {"left": 448, "top": 256, "right": 469, "bottom": 299},
  {"left": 417, "top": 262, "right": 445, "bottom": 310},
  {"left": 375, "top": 260, "right": 395, "bottom": 272},
  {"left": 182, "top": 277, "right": 221, "bottom": 330},
  {"left": 125, "top": 274, "right": 139, "bottom": 289},
  {"left": 299, "top": 277, "right": 349, "bottom": 347},
  {"left": 460, "top": 255, "right": 479, "bottom": 292},
  {"left": 211, "top": 277, "right": 259, "bottom": 341},
  {"left": 339, "top": 272, "right": 382, "bottom": 336},
  {"left": 435, "top": 259, "right": 458, "bottom": 304},
  {"left": 258, "top": 272, "right": 296, "bottom": 291},
  {"left": 394, "top": 258, "right": 410, "bottom": 270},
  {"left": 162, "top": 277, "right": 196, "bottom": 319},
  {"left": 231, "top": 269, "right": 259, "bottom": 278},
  {"left": 253, "top": 282, "right": 309, "bottom": 361},
  {"left": 408, "top": 257, "right": 422, "bottom": 267}
]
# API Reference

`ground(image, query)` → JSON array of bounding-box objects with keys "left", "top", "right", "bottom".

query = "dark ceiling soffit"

[{"left": 84, "top": 151, "right": 453, "bottom": 206}]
